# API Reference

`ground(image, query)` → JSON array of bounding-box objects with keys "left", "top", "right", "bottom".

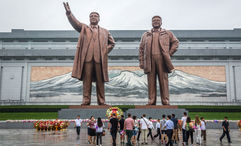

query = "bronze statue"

[
  {"left": 139, "top": 16, "right": 179, "bottom": 105},
  {"left": 63, "top": 2, "right": 115, "bottom": 105}
]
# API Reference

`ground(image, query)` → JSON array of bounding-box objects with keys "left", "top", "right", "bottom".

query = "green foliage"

[
  {"left": 189, "top": 112, "right": 241, "bottom": 120},
  {"left": 178, "top": 105, "right": 241, "bottom": 109},
  {"left": 0, "top": 105, "right": 69, "bottom": 109},
  {"left": 0, "top": 112, "right": 58, "bottom": 120},
  {"left": 178, "top": 105, "right": 241, "bottom": 112}
]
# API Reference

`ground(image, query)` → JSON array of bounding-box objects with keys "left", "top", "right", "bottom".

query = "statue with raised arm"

[
  {"left": 63, "top": 2, "right": 115, "bottom": 105},
  {"left": 139, "top": 16, "right": 179, "bottom": 105}
]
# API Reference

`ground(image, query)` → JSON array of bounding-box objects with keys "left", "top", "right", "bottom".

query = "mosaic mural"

[{"left": 30, "top": 66, "right": 226, "bottom": 102}]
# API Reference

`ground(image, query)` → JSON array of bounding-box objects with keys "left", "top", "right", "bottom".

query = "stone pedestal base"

[{"left": 58, "top": 105, "right": 187, "bottom": 119}]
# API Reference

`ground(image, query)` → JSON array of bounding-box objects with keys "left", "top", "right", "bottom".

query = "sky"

[{"left": 0, "top": 0, "right": 241, "bottom": 32}]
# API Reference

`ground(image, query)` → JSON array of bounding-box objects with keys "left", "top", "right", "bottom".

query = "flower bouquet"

[
  {"left": 238, "top": 120, "right": 241, "bottom": 131},
  {"left": 34, "top": 120, "right": 69, "bottom": 131},
  {"left": 106, "top": 107, "right": 123, "bottom": 119}
]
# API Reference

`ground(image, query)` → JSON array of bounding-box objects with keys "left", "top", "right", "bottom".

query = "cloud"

[{"left": 0, "top": 0, "right": 240, "bottom": 32}]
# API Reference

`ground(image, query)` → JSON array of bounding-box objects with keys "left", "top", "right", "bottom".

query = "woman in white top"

[
  {"left": 194, "top": 115, "right": 202, "bottom": 145},
  {"left": 95, "top": 117, "right": 105, "bottom": 146}
]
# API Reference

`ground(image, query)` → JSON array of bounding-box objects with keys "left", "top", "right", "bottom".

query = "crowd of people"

[{"left": 74, "top": 112, "right": 232, "bottom": 146}]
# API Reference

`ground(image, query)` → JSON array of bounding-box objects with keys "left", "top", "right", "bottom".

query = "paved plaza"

[{"left": 0, "top": 129, "right": 240, "bottom": 146}]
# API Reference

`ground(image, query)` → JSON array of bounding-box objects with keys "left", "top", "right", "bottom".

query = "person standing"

[
  {"left": 200, "top": 117, "right": 206, "bottom": 141},
  {"left": 140, "top": 114, "right": 149, "bottom": 144},
  {"left": 139, "top": 15, "right": 179, "bottom": 105},
  {"left": 74, "top": 115, "right": 82, "bottom": 135},
  {"left": 63, "top": 2, "right": 115, "bottom": 105},
  {"left": 87, "top": 116, "right": 96, "bottom": 144},
  {"left": 147, "top": 117, "right": 154, "bottom": 141},
  {"left": 96, "top": 117, "right": 104, "bottom": 146},
  {"left": 160, "top": 114, "right": 167, "bottom": 144},
  {"left": 194, "top": 115, "right": 202, "bottom": 145},
  {"left": 119, "top": 115, "right": 125, "bottom": 144},
  {"left": 171, "top": 114, "right": 178, "bottom": 144},
  {"left": 154, "top": 119, "right": 161, "bottom": 140},
  {"left": 108, "top": 113, "right": 119, "bottom": 146},
  {"left": 185, "top": 117, "right": 194, "bottom": 146},
  {"left": 164, "top": 115, "right": 174, "bottom": 146},
  {"left": 124, "top": 113, "right": 134, "bottom": 146},
  {"left": 132, "top": 116, "right": 138, "bottom": 144},
  {"left": 181, "top": 112, "right": 187, "bottom": 145},
  {"left": 220, "top": 117, "right": 232, "bottom": 143},
  {"left": 137, "top": 116, "right": 142, "bottom": 142}
]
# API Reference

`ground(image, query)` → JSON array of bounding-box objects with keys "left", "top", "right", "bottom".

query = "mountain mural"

[{"left": 30, "top": 70, "right": 226, "bottom": 100}]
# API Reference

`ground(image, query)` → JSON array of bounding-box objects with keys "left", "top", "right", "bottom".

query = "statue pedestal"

[
  {"left": 127, "top": 106, "right": 186, "bottom": 119},
  {"left": 58, "top": 105, "right": 187, "bottom": 119},
  {"left": 58, "top": 105, "right": 110, "bottom": 119}
]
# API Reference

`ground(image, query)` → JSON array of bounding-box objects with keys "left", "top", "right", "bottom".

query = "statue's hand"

[
  {"left": 63, "top": 2, "right": 71, "bottom": 15},
  {"left": 140, "top": 64, "right": 144, "bottom": 69}
]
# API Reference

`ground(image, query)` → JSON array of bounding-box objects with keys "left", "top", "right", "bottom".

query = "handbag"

[{"left": 102, "top": 130, "right": 106, "bottom": 136}]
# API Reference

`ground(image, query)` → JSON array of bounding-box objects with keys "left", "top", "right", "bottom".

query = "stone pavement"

[{"left": 0, "top": 129, "right": 240, "bottom": 146}]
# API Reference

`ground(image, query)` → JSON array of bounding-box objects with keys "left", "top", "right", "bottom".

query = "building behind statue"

[{"left": 0, "top": 29, "right": 241, "bottom": 105}]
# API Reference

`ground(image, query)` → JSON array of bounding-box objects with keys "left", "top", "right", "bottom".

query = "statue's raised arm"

[{"left": 63, "top": 2, "right": 82, "bottom": 32}]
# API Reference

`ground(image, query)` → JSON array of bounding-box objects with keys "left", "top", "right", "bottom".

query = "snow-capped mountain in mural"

[{"left": 30, "top": 70, "right": 226, "bottom": 99}]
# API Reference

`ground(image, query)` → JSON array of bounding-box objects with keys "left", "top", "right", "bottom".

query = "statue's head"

[
  {"left": 89, "top": 12, "right": 100, "bottom": 25},
  {"left": 152, "top": 15, "right": 162, "bottom": 29}
]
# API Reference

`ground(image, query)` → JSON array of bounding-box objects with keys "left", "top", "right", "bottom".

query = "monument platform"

[{"left": 58, "top": 105, "right": 187, "bottom": 119}]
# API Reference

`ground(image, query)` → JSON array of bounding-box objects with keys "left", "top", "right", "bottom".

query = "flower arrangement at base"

[
  {"left": 106, "top": 107, "right": 123, "bottom": 119},
  {"left": 34, "top": 119, "right": 69, "bottom": 131},
  {"left": 238, "top": 120, "right": 241, "bottom": 131}
]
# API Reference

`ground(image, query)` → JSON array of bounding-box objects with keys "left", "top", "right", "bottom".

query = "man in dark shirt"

[
  {"left": 220, "top": 117, "right": 232, "bottom": 143},
  {"left": 119, "top": 115, "right": 125, "bottom": 143},
  {"left": 108, "top": 113, "right": 119, "bottom": 146},
  {"left": 171, "top": 114, "right": 178, "bottom": 144}
]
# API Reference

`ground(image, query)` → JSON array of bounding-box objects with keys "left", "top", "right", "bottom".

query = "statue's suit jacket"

[
  {"left": 66, "top": 13, "right": 115, "bottom": 82},
  {"left": 139, "top": 29, "right": 179, "bottom": 73}
]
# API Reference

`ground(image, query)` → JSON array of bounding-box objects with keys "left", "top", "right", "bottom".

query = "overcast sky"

[{"left": 0, "top": 0, "right": 241, "bottom": 32}]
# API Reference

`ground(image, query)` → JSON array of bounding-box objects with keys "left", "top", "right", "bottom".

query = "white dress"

[{"left": 195, "top": 124, "right": 202, "bottom": 144}]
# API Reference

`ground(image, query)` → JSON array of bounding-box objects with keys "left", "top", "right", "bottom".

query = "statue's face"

[
  {"left": 152, "top": 17, "right": 162, "bottom": 29},
  {"left": 89, "top": 13, "right": 100, "bottom": 25}
]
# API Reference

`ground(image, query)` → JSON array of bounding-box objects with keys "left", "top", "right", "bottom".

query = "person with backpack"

[
  {"left": 185, "top": 116, "right": 194, "bottom": 146},
  {"left": 96, "top": 117, "right": 105, "bottom": 146},
  {"left": 171, "top": 114, "right": 178, "bottom": 144}
]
